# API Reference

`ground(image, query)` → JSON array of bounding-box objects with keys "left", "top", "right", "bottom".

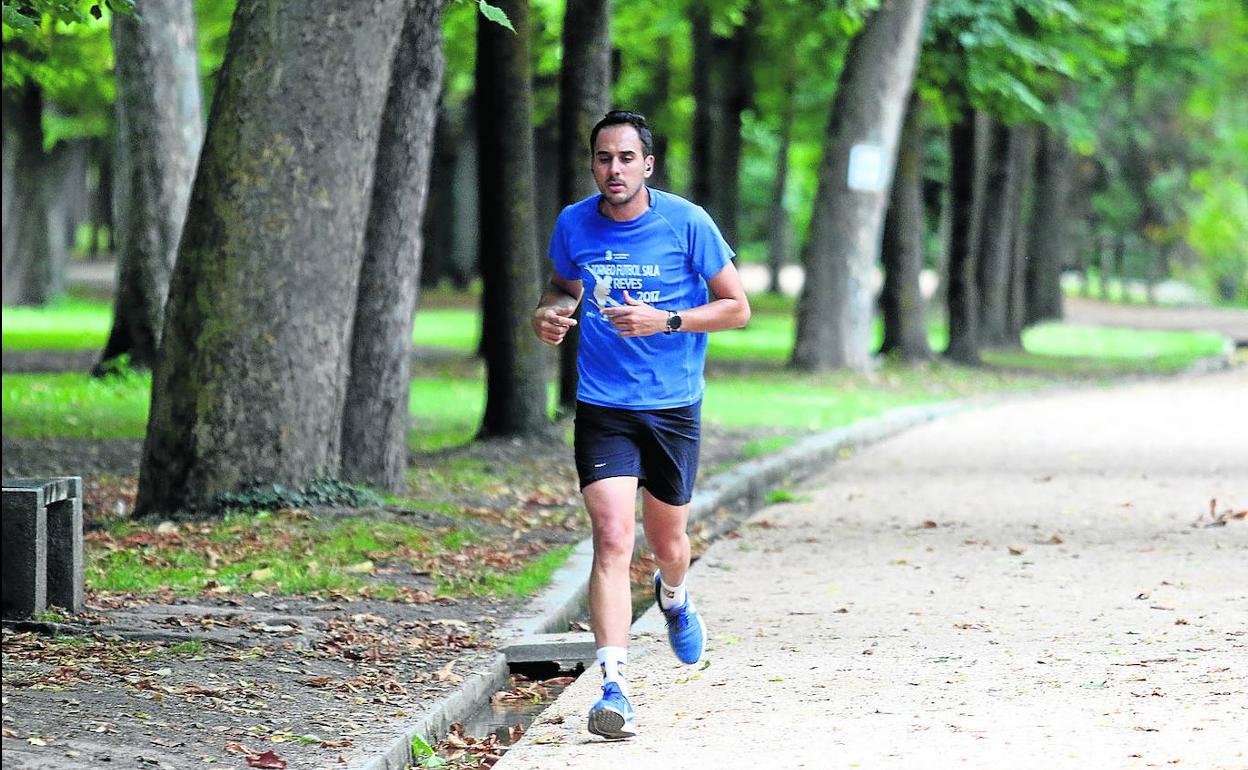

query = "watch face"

[{"left": 668, "top": 312, "right": 682, "bottom": 331}]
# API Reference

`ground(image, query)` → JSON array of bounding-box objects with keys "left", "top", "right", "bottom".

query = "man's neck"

[{"left": 599, "top": 186, "right": 650, "bottom": 222}]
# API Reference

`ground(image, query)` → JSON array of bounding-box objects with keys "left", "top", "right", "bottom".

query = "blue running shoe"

[
  {"left": 654, "top": 571, "right": 706, "bottom": 664},
  {"left": 587, "top": 681, "right": 636, "bottom": 740}
]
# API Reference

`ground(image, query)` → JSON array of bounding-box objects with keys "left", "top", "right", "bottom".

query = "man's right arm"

[{"left": 532, "top": 273, "right": 583, "bottom": 346}]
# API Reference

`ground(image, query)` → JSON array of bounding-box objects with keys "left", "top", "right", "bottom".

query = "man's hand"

[
  {"left": 603, "top": 292, "right": 666, "bottom": 337},
  {"left": 533, "top": 303, "right": 578, "bottom": 345}
]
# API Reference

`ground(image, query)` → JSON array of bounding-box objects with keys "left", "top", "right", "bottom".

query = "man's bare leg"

[
  {"left": 584, "top": 477, "right": 639, "bottom": 649},
  {"left": 583, "top": 477, "right": 640, "bottom": 739},
  {"left": 641, "top": 488, "right": 691, "bottom": 588}
]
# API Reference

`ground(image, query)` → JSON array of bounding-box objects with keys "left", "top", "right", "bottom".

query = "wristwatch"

[{"left": 665, "top": 310, "right": 682, "bottom": 334}]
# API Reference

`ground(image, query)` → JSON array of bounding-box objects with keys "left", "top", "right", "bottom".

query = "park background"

[{"left": 2, "top": 0, "right": 1246, "bottom": 767}]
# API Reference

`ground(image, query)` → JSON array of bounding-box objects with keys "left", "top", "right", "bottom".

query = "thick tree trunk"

[
  {"left": 1005, "top": 125, "right": 1038, "bottom": 346},
  {"left": 766, "top": 69, "right": 796, "bottom": 295},
  {"left": 879, "top": 92, "right": 931, "bottom": 361},
  {"left": 555, "top": 0, "right": 611, "bottom": 414},
  {"left": 135, "top": 1, "right": 409, "bottom": 516},
  {"left": 1025, "top": 124, "right": 1072, "bottom": 325},
  {"left": 975, "top": 119, "right": 1023, "bottom": 347},
  {"left": 791, "top": 0, "right": 929, "bottom": 372},
  {"left": 943, "top": 110, "right": 981, "bottom": 364},
  {"left": 476, "top": 0, "right": 549, "bottom": 437},
  {"left": 340, "top": 0, "right": 448, "bottom": 492},
  {"left": 98, "top": 0, "right": 203, "bottom": 373},
  {"left": 2, "top": 84, "right": 63, "bottom": 306}
]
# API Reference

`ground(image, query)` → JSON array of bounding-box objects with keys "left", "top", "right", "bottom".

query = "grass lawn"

[
  {"left": 86, "top": 508, "right": 575, "bottom": 600},
  {"left": 3, "top": 296, "right": 1229, "bottom": 443}
]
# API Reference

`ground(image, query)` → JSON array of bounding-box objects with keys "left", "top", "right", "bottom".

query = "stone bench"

[{"left": 2, "top": 477, "right": 84, "bottom": 617}]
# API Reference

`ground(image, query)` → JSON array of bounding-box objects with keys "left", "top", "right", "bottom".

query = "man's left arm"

[{"left": 605, "top": 261, "right": 751, "bottom": 337}]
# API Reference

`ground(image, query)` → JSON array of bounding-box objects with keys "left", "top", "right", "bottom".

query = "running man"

[{"left": 531, "top": 110, "right": 751, "bottom": 740}]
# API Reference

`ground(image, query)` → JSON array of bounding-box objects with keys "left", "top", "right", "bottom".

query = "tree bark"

[
  {"left": 476, "top": 0, "right": 549, "bottom": 437},
  {"left": 975, "top": 119, "right": 1022, "bottom": 347},
  {"left": 340, "top": 0, "right": 448, "bottom": 492},
  {"left": 1025, "top": 124, "right": 1072, "bottom": 325},
  {"left": 766, "top": 67, "right": 796, "bottom": 295},
  {"left": 1005, "top": 125, "right": 1038, "bottom": 345},
  {"left": 98, "top": 0, "right": 203, "bottom": 373},
  {"left": 2, "top": 83, "right": 63, "bottom": 306},
  {"left": 689, "top": 3, "right": 715, "bottom": 210},
  {"left": 555, "top": 0, "right": 611, "bottom": 414},
  {"left": 943, "top": 110, "right": 981, "bottom": 364},
  {"left": 879, "top": 91, "right": 932, "bottom": 361},
  {"left": 791, "top": 0, "right": 929, "bottom": 372},
  {"left": 135, "top": 0, "right": 410, "bottom": 516}
]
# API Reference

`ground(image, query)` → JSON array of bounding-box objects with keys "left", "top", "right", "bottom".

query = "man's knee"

[
  {"left": 648, "top": 532, "right": 687, "bottom": 565},
  {"left": 593, "top": 520, "right": 634, "bottom": 564}
]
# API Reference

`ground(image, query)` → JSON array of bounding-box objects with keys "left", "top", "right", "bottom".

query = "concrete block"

[
  {"left": 2, "top": 477, "right": 83, "bottom": 617},
  {"left": 46, "top": 478, "right": 84, "bottom": 612},
  {"left": 501, "top": 631, "right": 596, "bottom": 665}
]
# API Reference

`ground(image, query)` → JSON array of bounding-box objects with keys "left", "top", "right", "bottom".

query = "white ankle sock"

[
  {"left": 597, "top": 646, "right": 628, "bottom": 692},
  {"left": 658, "top": 575, "right": 687, "bottom": 610}
]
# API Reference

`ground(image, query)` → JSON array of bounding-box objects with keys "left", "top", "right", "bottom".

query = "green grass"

[
  {"left": 3, "top": 297, "right": 1227, "bottom": 446},
  {"left": 87, "top": 510, "right": 572, "bottom": 602},
  {"left": 990, "top": 323, "right": 1229, "bottom": 372},
  {"left": 2, "top": 297, "right": 112, "bottom": 351},
  {"left": 1, "top": 298, "right": 480, "bottom": 353},
  {"left": 437, "top": 544, "right": 575, "bottom": 598},
  {"left": 2, "top": 370, "right": 152, "bottom": 439}
]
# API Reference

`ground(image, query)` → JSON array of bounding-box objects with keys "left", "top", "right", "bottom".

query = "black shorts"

[{"left": 574, "top": 400, "right": 702, "bottom": 506}]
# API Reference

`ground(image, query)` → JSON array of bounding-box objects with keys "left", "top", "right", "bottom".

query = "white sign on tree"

[{"left": 847, "top": 143, "right": 885, "bottom": 193}]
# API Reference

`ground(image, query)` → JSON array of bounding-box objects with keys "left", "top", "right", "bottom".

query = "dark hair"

[{"left": 589, "top": 110, "right": 654, "bottom": 157}]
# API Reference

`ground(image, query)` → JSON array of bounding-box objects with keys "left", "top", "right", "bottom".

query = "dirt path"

[
  {"left": 1064, "top": 295, "right": 1248, "bottom": 345},
  {"left": 496, "top": 366, "right": 1248, "bottom": 769}
]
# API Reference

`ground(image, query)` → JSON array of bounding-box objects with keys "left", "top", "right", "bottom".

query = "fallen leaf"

[
  {"left": 435, "top": 660, "right": 462, "bottom": 684},
  {"left": 344, "top": 561, "right": 375, "bottom": 574},
  {"left": 246, "top": 750, "right": 287, "bottom": 769},
  {"left": 1007, "top": 545, "right": 1025, "bottom": 555}
]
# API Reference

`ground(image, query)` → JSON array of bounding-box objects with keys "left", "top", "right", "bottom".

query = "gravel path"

[{"left": 496, "top": 367, "right": 1248, "bottom": 769}]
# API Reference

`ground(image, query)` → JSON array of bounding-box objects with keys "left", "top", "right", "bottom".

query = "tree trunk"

[
  {"left": 974, "top": 119, "right": 1016, "bottom": 347},
  {"left": 766, "top": 67, "right": 796, "bottom": 295},
  {"left": 943, "top": 110, "right": 981, "bottom": 364},
  {"left": 87, "top": 136, "right": 114, "bottom": 258},
  {"left": 1005, "top": 125, "right": 1038, "bottom": 346},
  {"left": 636, "top": 36, "right": 672, "bottom": 192},
  {"left": 791, "top": 0, "right": 929, "bottom": 372},
  {"left": 421, "top": 100, "right": 478, "bottom": 291},
  {"left": 555, "top": 0, "right": 611, "bottom": 414},
  {"left": 689, "top": 3, "right": 715, "bottom": 209},
  {"left": 1, "top": 83, "right": 62, "bottom": 306},
  {"left": 476, "top": 0, "right": 549, "bottom": 437},
  {"left": 879, "top": 91, "right": 931, "bottom": 361},
  {"left": 1025, "top": 124, "right": 1072, "bottom": 324},
  {"left": 340, "top": 0, "right": 448, "bottom": 492},
  {"left": 713, "top": 1, "right": 756, "bottom": 249},
  {"left": 98, "top": 0, "right": 203, "bottom": 374},
  {"left": 135, "top": 0, "right": 410, "bottom": 516}
]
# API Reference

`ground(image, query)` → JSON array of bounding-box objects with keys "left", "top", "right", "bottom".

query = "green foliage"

[{"left": 215, "top": 478, "right": 385, "bottom": 514}]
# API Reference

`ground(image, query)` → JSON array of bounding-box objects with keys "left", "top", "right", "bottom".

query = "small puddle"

[{"left": 457, "top": 662, "right": 582, "bottom": 745}]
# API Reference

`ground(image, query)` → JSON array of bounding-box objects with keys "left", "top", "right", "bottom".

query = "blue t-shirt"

[{"left": 550, "top": 188, "right": 734, "bottom": 410}]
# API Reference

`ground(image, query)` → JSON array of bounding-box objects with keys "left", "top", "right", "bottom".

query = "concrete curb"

[{"left": 350, "top": 349, "right": 1237, "bottom": 769}]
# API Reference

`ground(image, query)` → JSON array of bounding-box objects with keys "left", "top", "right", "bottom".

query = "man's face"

[{"left": 592, "top": 124, "right": 654, "bottom": 209}]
